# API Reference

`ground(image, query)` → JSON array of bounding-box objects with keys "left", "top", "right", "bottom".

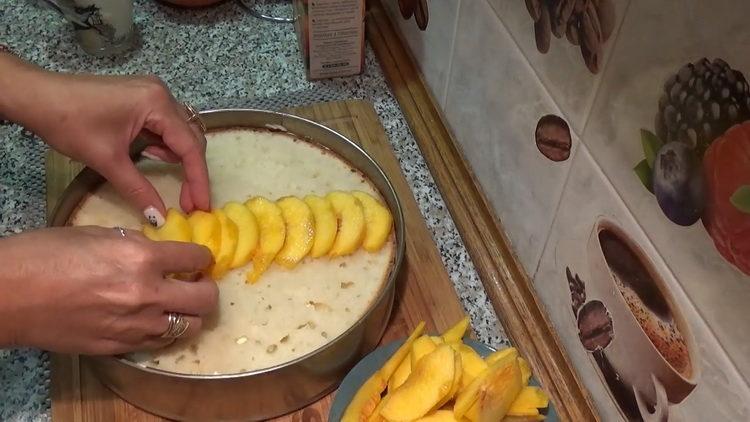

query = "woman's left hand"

[{"left": 0, "top": 56, "right": 210, "bottom": 222}]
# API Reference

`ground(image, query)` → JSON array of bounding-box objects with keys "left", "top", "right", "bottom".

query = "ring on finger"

[
  {"left": 113, "top": 226, "right": 127, "bottom": 238},
  {"left": 161, "top": 312, "right": 190, "bottom": 339},
  {"left": 182, "top": 102, "right": 207, "bottom": 133}
]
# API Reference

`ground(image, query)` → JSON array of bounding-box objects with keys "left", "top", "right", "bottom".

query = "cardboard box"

[{"left": 293, "top": 0, "right": 365, "bottom": 80}]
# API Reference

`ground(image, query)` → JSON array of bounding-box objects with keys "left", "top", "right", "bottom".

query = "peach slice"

[
  {"left": 211, "top": 209, "right": 238, "bottom": 279},
  {"left": 343, "top": 321, "right": 426, "bottom": 422},
  {"left": 434, "top": 346, "right": 463, "bottom": 410},
  {"left": 411, "top": 335, "right": 438, "bottom": 368},
  {"left": 275, "top": 196, "right": 315, "bottom": 268},
  {"left": 415, "top": 410, "right": 459, "bottom": 421},
  {"left": 455, "top": 343, "right": 488, "bottom": 389},
  {"left": 327, "top": 191, "right": 365, "bottom": 257},
  {"left": 223, "top": 201, "right": 259, "bottom": 269},
  {"left": 352, "top": 191, "right": 393, "bottom": 252},
  {"left": 142, "top": 208, "right": 191, "bottom": 242},
  {"left": 518, "top": 357, "right": 532, "bottom": 385},
  {"left": 470, "top": 359, "right": 523, "bottom": 422},
  {"left": 245, "top": 197, "right": 286, "bottom": 283},
  {"left": 388, "top": 356, "right": 411, "bottom": 393},
  {"left": 304, "top": 195, "right": 337, "bottom": 258},
  {"left": 380, "top": 344, "right": 457, "bottom": 421},
  {"left": 187, "top": 210, "right": 222, "bottom": 260},
  {"left": 454, "top": 348, "right": 518, "bottom": 419},
  {"left": 507, "top": 386, "right": 549, "bottom": 417},
  {"left": 441, "top": 316, "right": 470, "bottom": 343},
  {"left": 485, "top": 347, "right": 518, "bottom": 366}
]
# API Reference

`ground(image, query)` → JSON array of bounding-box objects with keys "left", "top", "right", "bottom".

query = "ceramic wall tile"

[
  {"left": 486, "top": 0, "right": 630, "bottom": 134},
  {"left": 582, "top": 0, "right": 750, "bottom": 378},
  {"left": 381, "top": 0, "right": 460, "bottom": 105},
  {"left": 535, "top": 144, "right": 749, "bottom": 421},
  {"left": 444, "top": 0, "right": 574, "bottom": 271}
]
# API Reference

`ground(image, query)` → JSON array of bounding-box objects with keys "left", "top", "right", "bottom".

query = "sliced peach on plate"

[
  {"left": 275, "top": 196, "right": 315, "bottom": 268},
  {"left": 211, "top": 209, "right": 238, "bottom": 279},
  {"left": 388, "top": 355, "right": 411, "bottom": 393},
  {"left": 507, "top": 386, "right": 549, "bottom": 417},
  {"left": 463, "top": 358, "right": 523, "bottom": 422},
  {"left": 380, "top": 344, "right": 457, "bottom": 421},
  {"left": 187, "top": 210, "right": 222, "bottom": 259},
  {"left": 245, "top": 197, "right": 286, "bottom": 283},
  {"left": 416, "top": 410, "right": 460, "bottom": 421},
  {"left": 342, "top": 321, "right": 426, "bottom": 422},
  {"left": 304, "top": 195, "right": 337, "bottom": 258},
  {"left": 143, "top": 208, "right": 191, "bottom": 242},
  {"left": 352, "top": 191, "right": 393, "bottom": 252},
  {"left": 411, "top": 335, "right": 438, "bottom": 368},
  {"left": 441, "top": 316, "right": 470, "bottom": 343},
  {"left": 454, "top": 348, "right": 518, "bottom": 419},
  {"left": 327, "top": 191, "right": 365, "bottom": 257},
  {"left": 454, "top": 343, "right": 488, "bottom": 389},
  {"left": 223, "top": 201, "right": 259, "bottom": 269}
]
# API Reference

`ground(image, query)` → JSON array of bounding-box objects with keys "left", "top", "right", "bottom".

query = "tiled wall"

[{"left": 384, "top": 0, "right": 750, "bottom": 419}]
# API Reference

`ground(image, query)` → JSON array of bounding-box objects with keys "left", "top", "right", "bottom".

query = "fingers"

[
  {"left": 142, "top": 145, "right": 181, "bottom": 163},
  {"left": 179, "top": 180, "right": 195, "bottom": 213},
  {"left": 146, "top": 314, "right": 204, "bottom": 343},
  {"left": 102, "top": 158, "right": 167, "bottom": 220},
  {"left": 150, "top": 240, "right": 213, "bottom": 273},
  {"left": 144, "top": 104, "right": 211, "bottom": 213},
  {"left": 154, "top": 276, "right": 219, "bottom": 317}
]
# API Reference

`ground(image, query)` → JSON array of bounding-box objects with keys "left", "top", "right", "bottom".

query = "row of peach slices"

[{"left": 142, "top": 191, "right": 393, "bottom": 283}]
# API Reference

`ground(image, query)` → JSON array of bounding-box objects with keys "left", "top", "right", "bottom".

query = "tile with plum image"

[
  {"left": 445, "top": 0, "right": 576, "bottom": 272},
  {"left": 581, "top": 0, "right": 750, "bottom": 378},
  {"left": 534, "top": 144, "right": 749, "bottom": 421},
  {"left": 487, "top": 0, "right": 630, "bottom": 134}
]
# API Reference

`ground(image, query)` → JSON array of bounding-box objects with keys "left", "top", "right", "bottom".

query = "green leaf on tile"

[
  {"left": 730, "top": 185, "right": 750, "bottom": 214},
  {"left": 633, "top": 159, "right": 653, "bottom": 193},
  {"left": 640, "top": 129, "right": 663, "bottom": 168}
]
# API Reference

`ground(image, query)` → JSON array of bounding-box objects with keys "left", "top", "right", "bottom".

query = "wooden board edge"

[{"left": 365, "top": 2, "right": 599, "bottom": 421}]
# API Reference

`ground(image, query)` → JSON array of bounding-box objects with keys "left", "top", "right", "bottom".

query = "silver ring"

[
  {"left": 182, "top": 102, "right": 206, "bottom": 133},
  {"left": 161, "top": 312, "right": 190, "bottom": 339},
  {"left": 114, "top": 226, "right": 126, "bottom": 238}
]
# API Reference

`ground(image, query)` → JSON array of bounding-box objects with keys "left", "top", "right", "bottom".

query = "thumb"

[{"left": 101, "top": 159, "right": 167, "bottom": 227}]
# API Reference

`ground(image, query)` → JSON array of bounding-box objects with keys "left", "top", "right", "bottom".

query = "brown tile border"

[{"left": 365, "top": 1, "right": 599, "bottom": 420}]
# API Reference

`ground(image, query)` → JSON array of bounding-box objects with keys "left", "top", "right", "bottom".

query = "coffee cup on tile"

[{"left": 586, "top": 217, "right": 699, "bottom": 420}]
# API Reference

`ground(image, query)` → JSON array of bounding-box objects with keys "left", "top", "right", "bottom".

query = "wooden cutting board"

[{"left": 46, "top": 99, "right": 468, "bottom": 421}]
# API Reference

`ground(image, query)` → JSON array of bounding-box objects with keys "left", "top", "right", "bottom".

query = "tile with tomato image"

[
  {"left": 534, "top": 144, "right": 750, "bottom": 421},
  {"left": 581, "top": 0, "right": 750, "bottom": 379}
]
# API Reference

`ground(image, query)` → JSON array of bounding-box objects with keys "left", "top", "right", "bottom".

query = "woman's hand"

[
  {"left": 0, "top": 227, "right": 218, "bottom": 355},
  {"left": 0, "top": 54, "right": 210, "bottom": 224}
]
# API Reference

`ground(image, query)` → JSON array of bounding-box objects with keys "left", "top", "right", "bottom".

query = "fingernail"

[
  {"left": 141, "top": 151, "right": 164, "bottom": 162},
  {"left": 144, "top": 206, "right": 165, "bottom": 227}
]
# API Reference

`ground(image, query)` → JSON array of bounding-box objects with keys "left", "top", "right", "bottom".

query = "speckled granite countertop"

[{"left": 0, "top": 1, "right": 506, "bottom": 419}]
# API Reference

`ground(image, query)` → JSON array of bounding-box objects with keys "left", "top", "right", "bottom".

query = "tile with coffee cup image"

[
  {"left": 580, "top": 0, "right": 750, "bottom": 381},
  {"left": 533, "top": 145, "right": 750, "bottom": 421}
]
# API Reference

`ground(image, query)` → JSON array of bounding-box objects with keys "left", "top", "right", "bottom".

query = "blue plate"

[{"left": 328, "top": 338, "right": 558, "bottom": 422}]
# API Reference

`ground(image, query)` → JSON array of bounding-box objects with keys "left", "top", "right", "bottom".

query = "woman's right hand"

[{"left": 0, "top": 226, "right": 218, "bottom": 355}]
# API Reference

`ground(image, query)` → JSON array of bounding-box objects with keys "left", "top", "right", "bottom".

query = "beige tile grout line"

[
  {"left": 579, "top": 0, "right": 633, "bottom": 135},
  {"left": 441, "top": 0, "right": 461, "bottom": 106},
  {"left": 481, "top": 0, "right": 581, "bottom": 282}
]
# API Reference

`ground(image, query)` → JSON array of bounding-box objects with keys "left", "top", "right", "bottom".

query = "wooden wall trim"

[{"left": 365, "top": 2, "right": 599, "bottom": 421}]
